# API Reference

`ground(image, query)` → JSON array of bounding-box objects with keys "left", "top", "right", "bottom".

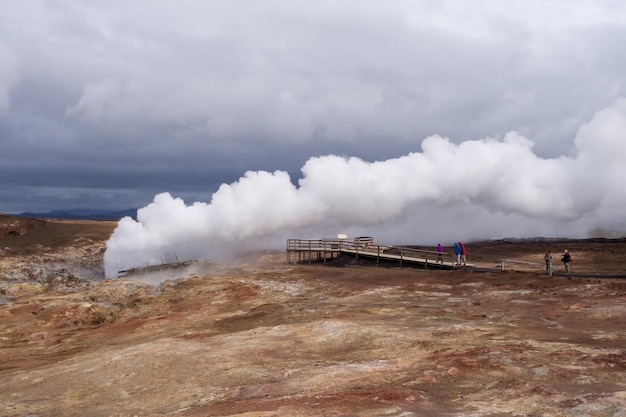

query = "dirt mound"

[
  {"left": 0, "top": 214, "right": 115, "bottom": 253},
  {"left": 0, "top": 216, "right": 117, "bottom": 282},
  {"left": 0, "top": 215, "right": 45, "bottom": 238}
]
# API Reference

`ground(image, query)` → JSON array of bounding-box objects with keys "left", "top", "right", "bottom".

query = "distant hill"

[{"left": 15, "top": 208, "right": 137, "bottom": 221}]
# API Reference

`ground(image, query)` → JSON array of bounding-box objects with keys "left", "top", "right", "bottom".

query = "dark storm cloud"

[{"left": 0, "top": 2, "right": 625, "bottom": 244}]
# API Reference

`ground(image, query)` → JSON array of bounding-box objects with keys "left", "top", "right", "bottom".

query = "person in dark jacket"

[
  {"left": 561, "top": 249, "right": 572, "bottom": 274},
  {"left": 544, "top": 250, "right": 553, "bottom": 273},
  {"left": 437, "top": 243, "right": 443, "bottom": 263}
]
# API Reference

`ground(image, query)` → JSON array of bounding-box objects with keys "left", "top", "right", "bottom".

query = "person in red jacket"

[{"left": 459, "top": 242, "right": 467, "bottom": 265}]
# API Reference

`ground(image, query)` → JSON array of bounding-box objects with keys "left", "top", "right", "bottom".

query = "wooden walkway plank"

[{"left": 286, "top": 237, "right": 463, "bottom": 269}]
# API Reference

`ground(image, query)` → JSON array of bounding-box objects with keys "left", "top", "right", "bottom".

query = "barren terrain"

[{"left": 0, "top": 214, "right": 625, "bottom": 416}]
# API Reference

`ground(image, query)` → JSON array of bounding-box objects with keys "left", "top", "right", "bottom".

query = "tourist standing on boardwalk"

[
  {"left": 459, "top": 242, "right": 467, "bottom": 265},
  {"left": 544, "top": 250, "right": 553, "bottom": 273},
  {"left": 454, "top": 242, "right": 462, "bottom": 265},
  {"left": 437, "top": 243, "right": 443, "bottom": 263},
  {"left": 561, "top": 249, "right": 572, "bottom": 274}
]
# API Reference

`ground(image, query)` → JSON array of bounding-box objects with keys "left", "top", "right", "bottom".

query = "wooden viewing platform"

[{"left": 287, "top": 237, "right": 468, "bottom": 269}]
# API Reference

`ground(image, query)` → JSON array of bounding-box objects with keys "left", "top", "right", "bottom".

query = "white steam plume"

[{"left": 104, "top": 99, "right": 626, "bottom": 277}]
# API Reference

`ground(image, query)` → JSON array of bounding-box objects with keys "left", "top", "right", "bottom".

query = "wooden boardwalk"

[
  {"left": 287, "top": 237, "right": 468, "bottom": 270},
  {"left": 117, "top": 260, "right": 194, "bottom": 278}
]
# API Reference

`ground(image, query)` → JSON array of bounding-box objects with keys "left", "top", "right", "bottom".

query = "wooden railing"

[
  {"left": 389, "top": 246, "right": 451, "bottom": 266},
  {"left": 286, "top": 237, "right": 375, "bottom": 263},
  {"left": 287, "top": 237, "right": 374, "bottom": 251},
  {"left": 286, "top": 238, "right": 453, "bottom": 267}
]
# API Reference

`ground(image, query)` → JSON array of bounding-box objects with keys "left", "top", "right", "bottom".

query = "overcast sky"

[
  {"left": 2, "top": 1, "right": 626, "bottom": 272},
  {"left": 1, "top": 0, "right": 625, "bottom": 213}
]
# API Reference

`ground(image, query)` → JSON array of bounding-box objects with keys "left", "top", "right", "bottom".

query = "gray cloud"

[
  {"left": 1, "top": 1, "right": 626, "bottom": 260},
  {"left": 0, "top": 43, "right": 19, "bottom": 115}
]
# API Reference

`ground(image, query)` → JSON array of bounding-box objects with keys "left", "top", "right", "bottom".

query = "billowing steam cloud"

[{"left": 104, "top": 99, "right": 626, "bottom": 277}]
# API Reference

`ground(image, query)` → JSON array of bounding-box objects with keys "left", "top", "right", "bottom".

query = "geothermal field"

[{"left": 0, "top": 214, "right": 625, "bottom": 417}]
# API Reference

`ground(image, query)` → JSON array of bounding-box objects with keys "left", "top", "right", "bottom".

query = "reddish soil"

[{"left": 0, "top": 215, "right": 624, "bottom": 416}]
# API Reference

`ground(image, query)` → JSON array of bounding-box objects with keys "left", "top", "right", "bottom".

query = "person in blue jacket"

[{"left": 454, "top": 242, "right": 462, "bottom": 266}]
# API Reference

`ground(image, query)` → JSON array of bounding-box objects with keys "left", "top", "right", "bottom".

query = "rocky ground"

[{"left": 0, "top": 214, "right": 625, "bottom": 417}]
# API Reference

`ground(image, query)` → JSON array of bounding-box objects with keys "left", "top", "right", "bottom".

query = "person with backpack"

[
  {"left": 544, "top": 250, "right": 553, "bottom": 273},
  {"left": 454, "top": 242, "right": 462, "bottom": 266},
  {"left": 561, "top": 249, "right": 572, "bottom": 274}
]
